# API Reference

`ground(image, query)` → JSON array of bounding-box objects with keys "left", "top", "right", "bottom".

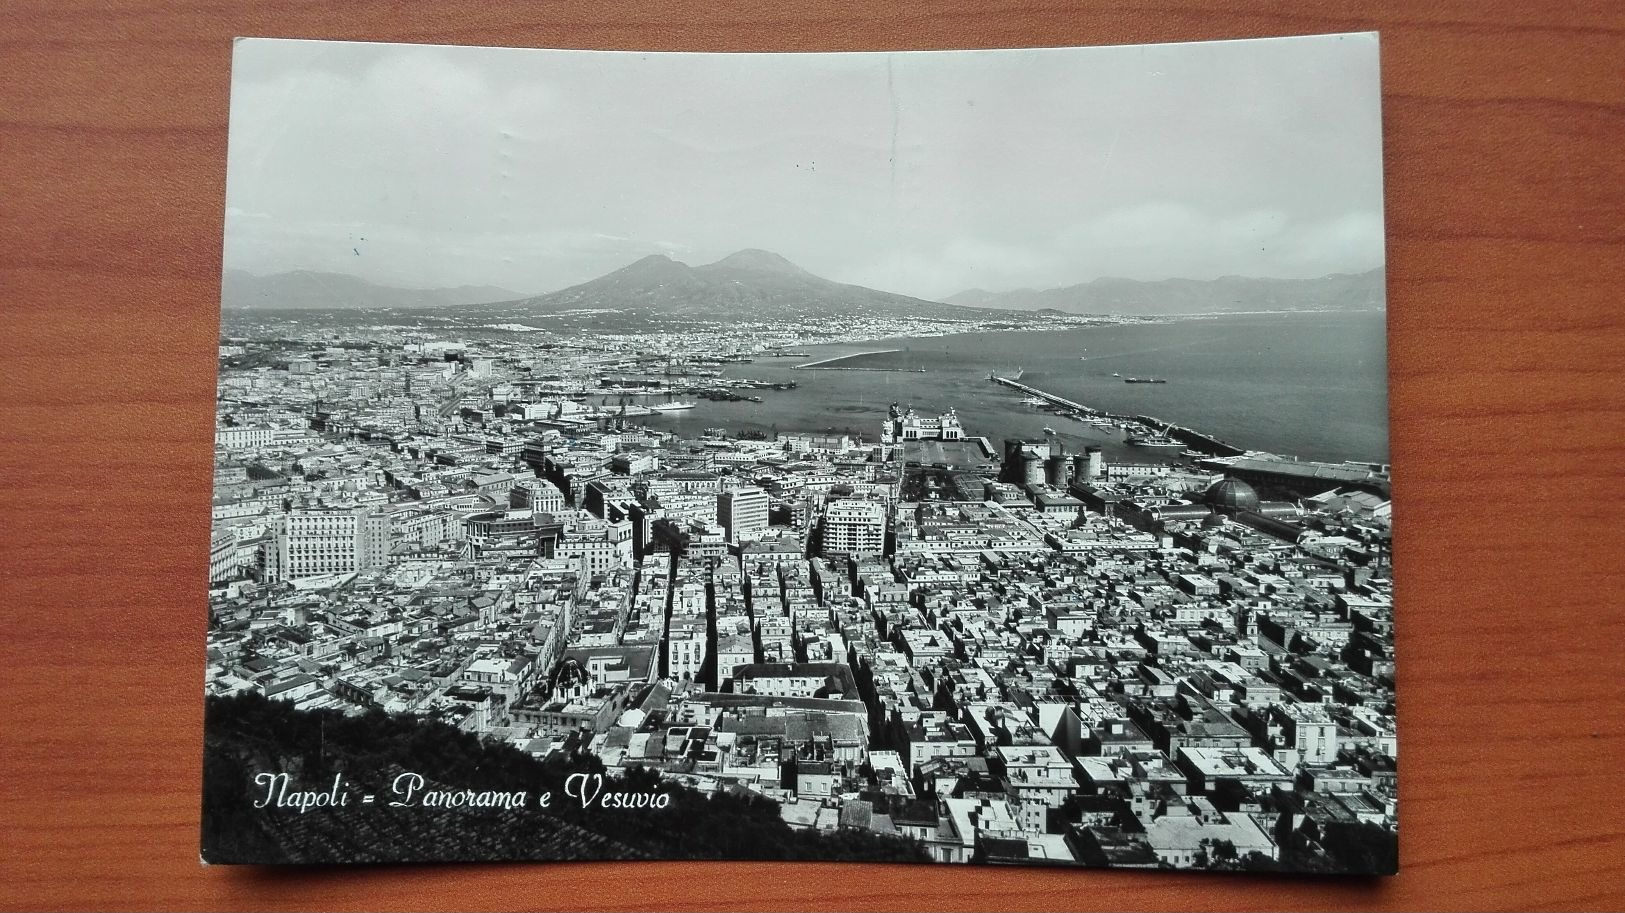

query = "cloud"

[
  {"left": 222, "top": 36, "right": 1386, "bottom": 298},
  {"left": 842, "top": 203, "right": 1385, "bottom": 300}
]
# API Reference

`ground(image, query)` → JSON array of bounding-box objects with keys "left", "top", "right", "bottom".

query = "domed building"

[
  {"left": 1203, "top": 477, "right": 1262, "bottom": 513},
  {"left": 1143, "top": 475, "right": 1303, "bottom": 533},
  {"left": 548, "top": 656, "right": 591, "bottom": 700}
]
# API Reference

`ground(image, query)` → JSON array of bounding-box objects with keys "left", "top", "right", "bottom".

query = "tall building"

[
  {"left": 276, "top": 508, "right": 390, "bottom": 579},
  {"left": 208, "top": 527, "right": 237, "bottom": 583},
  {"left": 821, "top": 499, "right": 886, "bottom": 558},
  {"left": 718, "top": 486, "right": 770, "bottom": 544},
  {"left": 667, "top": 617, "right": 708, "bottom": 683}
]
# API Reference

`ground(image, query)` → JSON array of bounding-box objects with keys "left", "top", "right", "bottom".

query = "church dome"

[
  {"left": 550, "top": 657, "right": 590, "bottom": 694},
  {"left": 1204, "top": 477, "right": 1261, "bottom": 512}
]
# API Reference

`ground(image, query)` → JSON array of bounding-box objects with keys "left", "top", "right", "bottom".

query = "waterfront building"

[{"left": 887, "top": 404, "right": 966, "bottom": 442}]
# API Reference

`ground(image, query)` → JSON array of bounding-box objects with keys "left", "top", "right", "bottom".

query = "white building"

[
  {"left": 821, "top": 499, "right": 886, "bottom": 558},
  {"left": 1275, "top": 702, "right": 1339, "bottom": 765},
  {"left": 718, "top": 486, "right": 770, "bottom": 543},
  {"left": 667, "top": 618, "right": 707, "bottom": 683},
  {"left": 209, "top": 526, "right": 238, "bottom": 583},
  {"left": 275, "top": 508, "right": 390, "bottom": 579},
  {"left": 216, "top": 426, "right": 276, "bottom": 450}
]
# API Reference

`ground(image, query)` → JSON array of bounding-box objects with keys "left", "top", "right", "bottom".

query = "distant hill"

[
  {"left": 468, "top": 249, "right": 1001, "bottom": 323},
  {"left": 945, "top": 268, "right": 1385, "bottom": 316},
  {"left": 221, "top": 269, "right": 523, "bottom": 310}
]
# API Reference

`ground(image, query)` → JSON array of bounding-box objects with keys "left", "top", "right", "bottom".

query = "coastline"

[{"left": 698, "top": 309, "right": 1391, "bottom": 465}]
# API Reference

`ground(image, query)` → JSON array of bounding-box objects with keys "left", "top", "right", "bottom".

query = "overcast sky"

[{"left": 224, "top": 34, "right": 1385, "bottom": 301}]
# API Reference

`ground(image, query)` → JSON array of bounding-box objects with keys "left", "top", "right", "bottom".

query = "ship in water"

[
  {"left": 648, "top": 401, "right": 697, "bottom": 412},
  {"left": 1127, "top": 421, "right": 1184, "bottom": 448},
  {"left": 1124, "top": 377, "right": 1168, "bottom": 384},
  {"left": 1128, "top": 432, "right": 1183, "bottom": 447},
  {"left": 1020, "top": 396, "right": 1048, "bottom": 406}
]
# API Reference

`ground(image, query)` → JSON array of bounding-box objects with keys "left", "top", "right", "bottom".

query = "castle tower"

[
  {"left": 1020, "top": 451, "right": 1045, "bottom": 487},
  {"left": 1047, "top": 455, "right": 1074, "bottom": 487}
]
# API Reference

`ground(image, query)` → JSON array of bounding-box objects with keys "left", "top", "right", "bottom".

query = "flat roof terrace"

[{"left": 905, "top": 439, "right": 995, "bottom": 469}]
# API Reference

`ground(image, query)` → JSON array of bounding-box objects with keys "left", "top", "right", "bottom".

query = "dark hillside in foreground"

[{"left": 201, "top": 693, "right": 929, "bottom": 865}]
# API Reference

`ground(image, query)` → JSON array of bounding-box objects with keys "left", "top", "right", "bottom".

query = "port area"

[{"left": 988, "top": 374, "right": 1244, "bottom": 456}]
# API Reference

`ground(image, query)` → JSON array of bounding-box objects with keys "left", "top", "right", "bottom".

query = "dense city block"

[{"left": 208, "top": 328, "right": 1396, "bottom": 872}]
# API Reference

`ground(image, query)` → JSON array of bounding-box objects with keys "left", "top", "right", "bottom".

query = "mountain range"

[
  {"left": 222, "top": 255, "right": 1386, "bottom": 322},
  {"left": 945, "top": 268, "right": 1385, "bottom": 316},
  {"left": 466, "top": 249, "right": 994, "bottom": 324},
  {"left": 221, "top": 269, "right": 523, "bottom": 311}
]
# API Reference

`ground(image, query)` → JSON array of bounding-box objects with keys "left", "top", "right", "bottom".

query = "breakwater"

[{"left": 990, "top": 375, "right": 1244, "bottom": 457}]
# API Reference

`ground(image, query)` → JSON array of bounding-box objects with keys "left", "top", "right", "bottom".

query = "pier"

[
  {"left": 801, "top": 366, "right": 927, "bottom": 373},
  {"left": 1132, "top": 415, "right": 1245, "bottom": 457},
  {"left": 989, "top": 375, "right": 1100, "bottom": 415},
  {"left": 989, "top": 375, "right": 1244, "bottom": 456},
  {"left": 794, "top": 349, "right": 902, "bottom": 369}
]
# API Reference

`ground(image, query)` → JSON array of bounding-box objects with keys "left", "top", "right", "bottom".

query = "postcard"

[{"left": 204, "top": 34, "right": 1395, "bottom": 873}]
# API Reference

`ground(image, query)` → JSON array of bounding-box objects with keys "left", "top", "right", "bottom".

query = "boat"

[
  {"left": 1128, "top": 421, "right": 1183, "bottom": 447},
  {"left": 1124, "top": 377, "right": 1168, "bottom": 384},
  {"left": 1020, "top": 396, "right": 1048, "bottom": 406},
  {"left": 648, "top": 401, "right": 697, "bottom": 412},
  {"left": 1127, "top": 433, "right": 1184, "bottom": 447},
  {"left": 1043, "top": 427, "right": 1057, "bottom": 435}
]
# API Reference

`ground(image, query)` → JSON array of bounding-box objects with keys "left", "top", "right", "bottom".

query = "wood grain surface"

[{"left": 2, "top": 1, "right": 1623, "bottom": 909}]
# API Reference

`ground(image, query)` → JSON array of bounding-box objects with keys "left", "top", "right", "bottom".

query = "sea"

[{"left": 640, "top": 310, "right": 1390, "bottom": 465}]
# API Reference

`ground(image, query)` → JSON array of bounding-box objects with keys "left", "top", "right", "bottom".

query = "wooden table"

[{"left": 2, "top": 1, "right": 1622, "bottom": 909}]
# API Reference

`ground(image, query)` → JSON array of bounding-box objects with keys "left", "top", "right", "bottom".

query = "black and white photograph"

[{"left": 203, "top": 34, "right": 1395, "bottom": 873}]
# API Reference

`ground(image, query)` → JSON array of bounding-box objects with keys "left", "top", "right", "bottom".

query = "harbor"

[{"left": 989, "top": 373, "right": 1245, "bottom": 457}]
